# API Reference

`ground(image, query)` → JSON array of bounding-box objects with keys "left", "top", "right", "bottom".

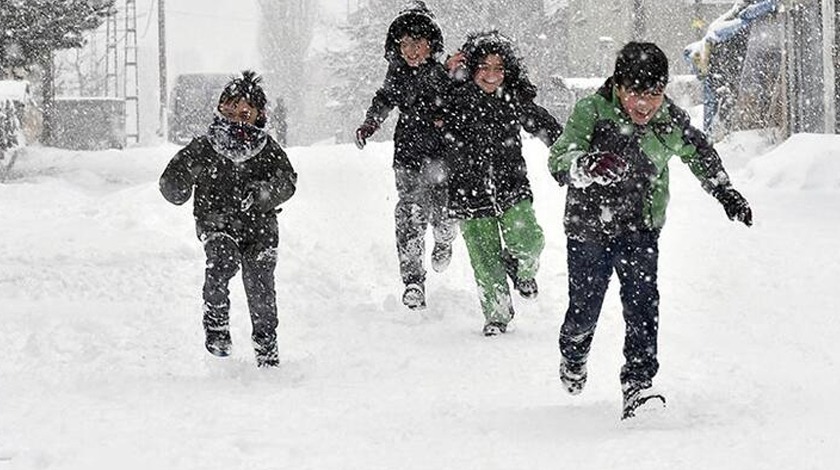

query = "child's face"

[
  {"left": 399, "top": 35, "right": 431, "bottom": 67},
  {"left": 219, "top": 98, "right": 259, "bottom": 126},
  {"left": 474, "top": 54, "right": 505, "bottom": 94},
  {"left": 615, "top": 86, "right": 665, "bottom": 125}
]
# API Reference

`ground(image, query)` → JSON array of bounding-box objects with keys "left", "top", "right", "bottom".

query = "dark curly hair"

[{"left": 218, "top": 70, "right": 268, "bottom": 127}]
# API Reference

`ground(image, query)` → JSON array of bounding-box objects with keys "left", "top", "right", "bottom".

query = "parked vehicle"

[
  {"left": 51, "top": 97, "right": 125, "bottom": 150},
  {"left": 168, "top": 73, "right": 288, "bottom": 146},
  {"left": 168, "top": 73, "right": 229, "bottom": 145}
]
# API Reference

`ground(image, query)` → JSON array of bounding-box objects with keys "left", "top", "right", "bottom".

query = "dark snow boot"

[
  {"left": 205, "top": 328, "right": 232, "bottom": 357},
  {"left": 559, "top": 357, "right": 587, "bottom": 395},
  {"left": 502, "top": 249, "right": 538, "bottom": 299},
  {"left": 402, "top": 283, "right": 426, "bottom": 310},
  {"left": 430, "top": 242, "right": 452, "bottom": 273},
  {"left": 255, "top": 342, "right": 279, "bottom": 368},
  {"left": 621, "top": 380, "right": 666, "bottom": 420},
  {"left": 482, "top": 322, "right": 507, "bottom": 336}
]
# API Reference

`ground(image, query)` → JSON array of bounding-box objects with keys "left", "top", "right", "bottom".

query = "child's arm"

[
  {"left": 670, "top": 104, "right": 752, "bottom": 226},
  {"left": 548, "top": 97, "right": 598, "bottom": 185},
  {"left": 363, "top": 65, "right": 400, "bottom": 126},
  {"left": 519, "top": 100, "right": 563, "bottom": 148},
  {"left": 159, "top": 139, "right": 206, "bottom": 205},
  {"left": 244, "top": 145, "right": 298, "bottom": 213},
  {"left": 356, "top": 67, "right": 400, "bottom": 149}
]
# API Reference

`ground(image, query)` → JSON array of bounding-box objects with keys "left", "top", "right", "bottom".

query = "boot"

[
  {"left": 502, "top": 249, "right": 538, "bottom": 299},
  {"left": 255, "top": 342, "right": 279, "bottom": 368},
  {"left": 621, "top": 380, "right": 666, "bottom": 420},
  {"left": 402, "top": 283, "right": 426, "bottom": 310},
  {"left": 482, "top": 321, "right": 507, "bottom": 336},
  {"left": 430, "top": 242, "right": 452, "bottom": 273},
  {"left": 205, "top": 328, "right": 232, "bottom": 357},
  {"left": 559, "top": 357, "right": 587, "bottom": 395}
]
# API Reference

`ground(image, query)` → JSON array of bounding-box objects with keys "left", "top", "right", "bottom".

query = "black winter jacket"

[
  {"left": 364, "top": 59, "right": 452, "bottom": 171},
  {"left": 442, "top": 82, "right": 562, "bottom": 219},
  {"left": 159, "top": 136, "right": 297, "bottom": 245}
]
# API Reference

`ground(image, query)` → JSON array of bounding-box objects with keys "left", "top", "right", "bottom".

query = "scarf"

[{"left": 207, "top": 112, "right": 268, "bottom": 163}]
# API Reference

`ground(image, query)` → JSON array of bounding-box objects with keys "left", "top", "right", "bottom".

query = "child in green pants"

[{"left": 442, "top": 31, "right": 562, "bottom": 335}]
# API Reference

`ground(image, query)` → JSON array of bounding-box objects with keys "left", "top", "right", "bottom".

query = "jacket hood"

[
  {"left": 384, "top": 1, "right": 444, "bottom": 62},
  {"left": 460, "top": 30, "right": 537, "bottom": 101}
]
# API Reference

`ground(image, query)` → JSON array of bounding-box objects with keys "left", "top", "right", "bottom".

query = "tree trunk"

[{"left": 39, "top": 52, "right": 55, "bottom": 146}]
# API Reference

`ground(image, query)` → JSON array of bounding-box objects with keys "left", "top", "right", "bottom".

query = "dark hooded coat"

[
  {"left": 442, "top": 32, "right": 562, "bottom": 219},
  {"left": 363, "top": 2, "right": 451, "bottom": 171},
  {"left": 159, "top": 135, "right": 297, "bottom": 246}
]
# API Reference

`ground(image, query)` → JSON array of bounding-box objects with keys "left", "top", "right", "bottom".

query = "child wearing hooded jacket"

[
  {"left": 159, "top": 71, "right": 297, "bottom": 368},
  {"left": 354, "top": 1, "right": 457, "bottom": 311},
  {"left": 548, "top": 42, "right": 752, "bottom": 418},
  {"left": 442, "top": 31, "right": 562, "bottom": 336}
]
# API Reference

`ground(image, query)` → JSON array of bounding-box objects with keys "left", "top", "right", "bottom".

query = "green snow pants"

[{"left": 460, "top": 199, "right": 545, "bottom": 326}]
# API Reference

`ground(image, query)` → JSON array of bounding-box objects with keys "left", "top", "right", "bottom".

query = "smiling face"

[
  {"left": 399, "top": 35, "right": 431, "bottom": 68},
  {"left": 474, "top": 54, "right": 505, "bottom": 94},
  {"left": 615, "top": 85, "right": 665, "bottom": 125}
]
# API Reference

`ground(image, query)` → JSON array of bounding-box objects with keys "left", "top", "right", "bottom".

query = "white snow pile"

[{"left": 1, "top": 132, "right": 839, "bottom": 469}]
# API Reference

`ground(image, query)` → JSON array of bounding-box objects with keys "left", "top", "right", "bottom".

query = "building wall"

[{"left": 562, "top": 0, "right": 732, "bottom": 77}]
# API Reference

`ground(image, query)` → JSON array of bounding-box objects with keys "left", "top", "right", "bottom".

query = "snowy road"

[{"left": 1, "top": 135, "right": 839, "bottom": 469}]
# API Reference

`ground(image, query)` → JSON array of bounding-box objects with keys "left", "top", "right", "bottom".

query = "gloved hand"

[
  {"left": 578, "top": 151, "right": 628, "bottom": 185},
  {"left": 714, "top": 187, "right": 753, "bottom": 226},
  {"left": 241, "top": 181, "right": 271, "bottom": 213},
  {"left": 354, "top": 121, "right": 379, "bottom": 149}
]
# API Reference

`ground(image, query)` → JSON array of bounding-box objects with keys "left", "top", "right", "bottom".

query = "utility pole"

[
  {"left": 631, "top": 0, "right": 646, "bottom": 41},
  {"left": 822, "top": 0, "right": 836, "bottom": 133},
  {"left": 104, "top": 6, "right": 118, "bottom": 97},
  {"left": 158, "top": 0, "right": 168, "bottom": 139},
  {"left": 124, "top": 0, "right": 140, "bottom": 144}
]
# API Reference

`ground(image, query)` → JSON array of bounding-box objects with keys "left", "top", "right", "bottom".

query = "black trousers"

[
  {"left": 202, "top": 232, "right": 278, "bottom": 351},
  {"left": 559, "top": 230, "right": 661, "bottom": 386}
]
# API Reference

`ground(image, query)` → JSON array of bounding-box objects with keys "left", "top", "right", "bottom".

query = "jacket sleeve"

[
  {"left": 251, "top": 143, "right": 298, "bottom": 213},
  {"left": 363, "top": 65, "right": 399, "bottom": 125},
  {"left": 547, "top": 96, "right": 598, "bottom": 184},
  {"left": 519, "top": 99, "right": 563, "bottom": 148},
  {"left": 159, "top": 138, "right": 206, "bottom": 205},
  {"left": 671, "top": 104, "right": 733, "bottom": 195}
]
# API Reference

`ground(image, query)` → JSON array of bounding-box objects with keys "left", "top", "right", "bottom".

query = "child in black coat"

[
  {"left": 354, "top": 1, "right": 456, "bottom": 310},
  {"left": 442, "top": 31, "right": 562, "bottom": 335},
  {"left": 160, "top": 71, "right": 297, "bottom": 367}
]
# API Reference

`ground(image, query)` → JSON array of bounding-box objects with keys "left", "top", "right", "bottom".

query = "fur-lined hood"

[
  {"left": 384, "top": 1, "right": 444, "bottom": 63},
  {"left": 459, "top": 30, "right": 537, "bottom": 101}
]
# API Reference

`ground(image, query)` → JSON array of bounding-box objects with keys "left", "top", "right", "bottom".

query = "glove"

[
  {"left": 241, "top": 181, "right": 271, "bottom": 213},
  {"left": 354, "top": 121, "right": 379, "bottom": 149},
  {"left": 579, "top": 151, "right": 628, "bottom": 185},
  {"left": 714, "top": 187, "right": 753, "bottom": 226}
]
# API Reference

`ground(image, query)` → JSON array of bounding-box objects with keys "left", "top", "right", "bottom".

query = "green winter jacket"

[{"left": 548, "top": 79, "right": 733, "bottom": 242}]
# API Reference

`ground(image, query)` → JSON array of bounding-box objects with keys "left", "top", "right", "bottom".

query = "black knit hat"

[
  {"left": 613, "top": 42, "right": 669, "bottom": 92},
  {"left": 384, "top": 1, "right": 444, "bottom": 62},
  {"left": 218, "top": 70, "right": 267, "bottom": 127}
]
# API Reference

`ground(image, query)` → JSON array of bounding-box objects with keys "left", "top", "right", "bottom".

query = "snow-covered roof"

[{"left": 0, "top": 80, "right": 30, "bottom": 101}]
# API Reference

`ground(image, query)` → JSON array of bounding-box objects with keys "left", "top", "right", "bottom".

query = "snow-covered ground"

[{"left": 1, "top": 131, "right": 839, "bottom": 469}]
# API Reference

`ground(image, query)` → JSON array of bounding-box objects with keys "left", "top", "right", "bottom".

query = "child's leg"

[
  {"left": 240, "top": 243, "right": 279, "bottom": 360},
  {"left": 498, "top": 199, "right": 544, "bottom": 281},
  {"left": 394, "top": 165, "right": 429, "bottom": 286},
  {"left": 613, "top": 231, "right": 661, "bottom": 387},
  {"left": 424, "top": 161, "right": 457, "bottom": 247},
  {"left": 560, "top": 237, "right": 613, "bottom": 366},
  {"left": 202, "top": 233, "right": 241, "bottom": 335},
  {"left": 460, "top": 217, "right": 513, "bottom": 326}
]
